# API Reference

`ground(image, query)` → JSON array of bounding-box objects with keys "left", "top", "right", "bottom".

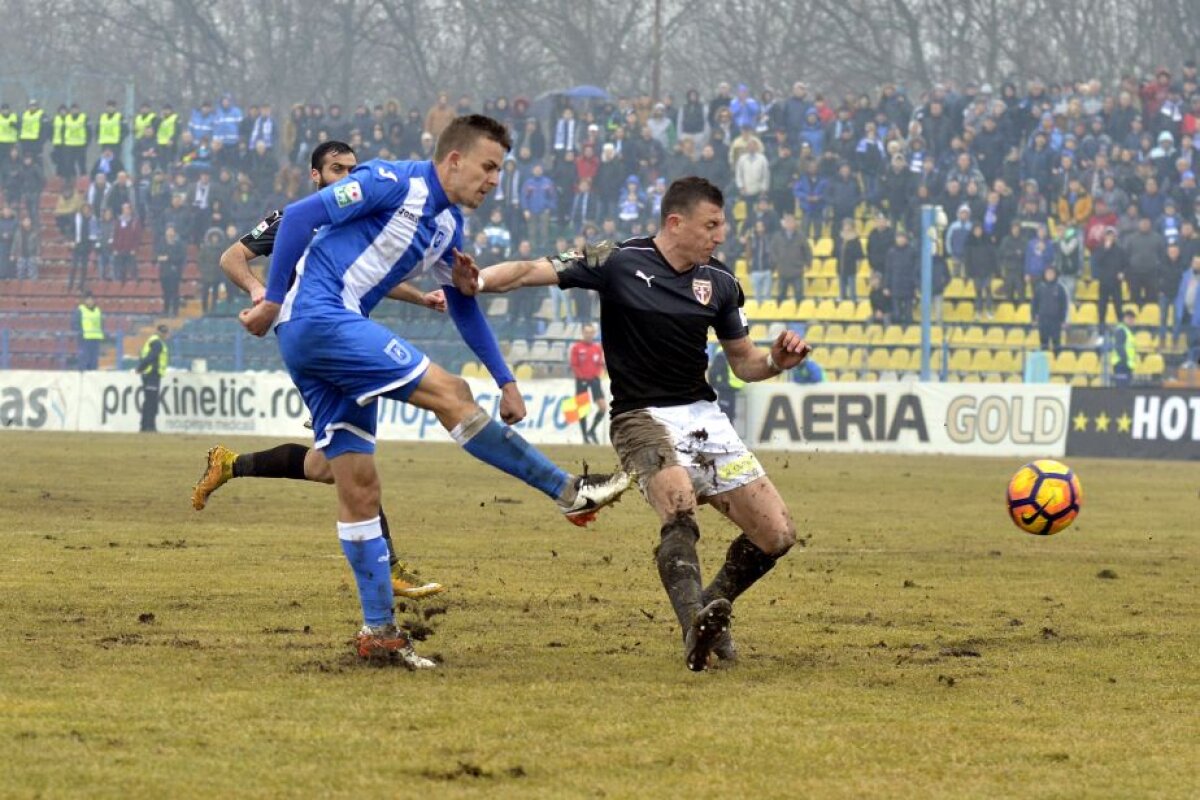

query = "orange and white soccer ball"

[{"left": 1006, "top": 459, "right": 1083, "bottom": 535}]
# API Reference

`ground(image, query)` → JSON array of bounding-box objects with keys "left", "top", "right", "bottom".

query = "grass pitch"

[{"left": 2, "top": 431, "right": 1198, "bottom": 798}]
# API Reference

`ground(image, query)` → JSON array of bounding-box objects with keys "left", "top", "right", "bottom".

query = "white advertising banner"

[
  {"left": 745, "top": 381, "right": 1071, "bottom": 457},
  {"left": 1, "top": 370, "right": 603, "bottom": 445}
]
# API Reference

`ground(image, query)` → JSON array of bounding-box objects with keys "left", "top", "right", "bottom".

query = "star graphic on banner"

[
  {"left": 1095, "top": 411, "right": 1111, "bottom": 432},
  {"left": 1117, "top": 412, "right": 1132, "bottom": 434},
  {"left": 1073, "top": 412, "right": 1090, "bottom": 432}
]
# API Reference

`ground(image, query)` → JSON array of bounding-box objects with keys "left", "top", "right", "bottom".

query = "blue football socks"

[
  {"left": 451, "top": 411, "right": 570, "bottom": 500},
  {"left": 337, "top": 517, "right": 394, "bottom": 627}
]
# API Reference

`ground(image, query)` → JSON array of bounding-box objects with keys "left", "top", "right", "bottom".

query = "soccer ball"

[{"left": 1006, "top": 460, "right": 1083, "bottom": 536}]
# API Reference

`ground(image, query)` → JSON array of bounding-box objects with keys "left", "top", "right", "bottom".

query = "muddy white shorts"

[{"left": 609, "top": 400, "right": 766, "bottom": 499}]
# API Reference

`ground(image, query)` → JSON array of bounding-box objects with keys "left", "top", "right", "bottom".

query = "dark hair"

[
  {"left": 660, "top": 176, "right": 724, "bottom": 223},
  {"left": 310, "top": 140, "right": 355, "bottom": 172},
  {"left": 434, "top": 114, "right": 512, "bottom": 161}
]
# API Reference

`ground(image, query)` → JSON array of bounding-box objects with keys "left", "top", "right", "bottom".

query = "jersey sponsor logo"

[
  {"left": 377, "top": 166, "right": 399, "bottom": 183},
  {"left": 635, "top": 269, "right": 656, "bottom": 288},
  {"left": 333, "top": 180, "right": 364, "bottom": 208},
  {"left": 692, "top": 278, "right": 713, "bottom": 305}
]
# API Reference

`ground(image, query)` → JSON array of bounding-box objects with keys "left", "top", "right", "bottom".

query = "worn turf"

[{"left": 2, "top": 431, "right": 1197, "bottom": 798}]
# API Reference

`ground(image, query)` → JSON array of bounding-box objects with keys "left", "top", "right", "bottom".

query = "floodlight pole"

[{"left": 920, "top": 204, "right": 934, "bottom": 381}]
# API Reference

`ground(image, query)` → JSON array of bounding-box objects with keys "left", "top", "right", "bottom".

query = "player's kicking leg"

[
  {"left": 404, "top": 364, "right": 630, "bottom": 526},
  {"left": 190, "top": 442, "right": 445, "bottom": 599}
]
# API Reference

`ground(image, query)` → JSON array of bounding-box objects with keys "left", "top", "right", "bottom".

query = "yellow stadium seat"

[
  {"left": 1073, "top": 303, "right": 1098, "bottom": 326},
  {"left": 860, "top": 371, "right": 879, "bottom": 382},
  {"left": 815, "top": 299, "right": 839, "bottom": 319},
  {"left": 1075, "top": 280, "right": 1098, "bottom": 301},
  {"left": 758, "top": 300, "right": 781, "bottom": 318},
  {"left": 733, "top": 199, "right": 747, "bottom": 222},
  {"left": 1024, "top": 329, "right": 1040, "bottom": 348},
  {"left": 847, "top": 348, "right": 866, "bottom": 369},
  {"left": 1053, "top": 351, "right": 1079, "bottom": 373},
  {"left": 749, "top": 323, "right": 769, "bottom": 341},
  {"left": 744, "top": 299, "right": 762, "bottom": 319},
  {"left": 1013, "top": 304, "right": 1032, "bottom": 324},
  {"left": 901, "top": 325, "right": 921, "bottom": 345},
  {"left": 804, "top": 322, "right": 825, "bottom": 341},
  {"left": 778, "top": 299, "right": 799, "bottom": 319},
  {"left": 882, "top": 326, "right": 903, "bottom": 345},
  {"left": 1134, "top": 331, "right": 1155, "bottom": 350},
  {"left": 946, "top": 278, "right": 972, "bottom": 299},
  {"left": 1006, "top": 374, "right": 1025, "bottom": 384},
  {"left": 834, "top": 300, "right": 856, "bottom": 320},
  {"left": 962, "top": 374, "right": 983, "bottom": 383},
  {"left": 797, "top": 299, "right": 818, "bottom": 320},
  {"left": 853, "top": 300, "right": 871, "bottom": 320},
  {"left": 1069, "top": 375, "right": 1089, "bottom": 387},
  {"left": 824, "top": 323, "right": 845, "bottom": 341},
  {"left": 826, "top": 347, "right": 850, "bottom": 369},
  {"left": 949, "top": 349, "right": 973, "bottom": 372},
  {"left": 1136, "top": 353, "right": 1165, "bottom": 375},
  {"left": 812, "top": 238, "right": 833, "bottom": 258},
  {"left": 1005, "top": 328, "right": 1027, "bottom": 348},
  {"left": 890, "top": 349, "right": 912, "bottom": 371},
  {"left": 864, "top": 324, "right": 884, "bottom": 343},
  {"left": 515, "top": 363, "right": 535, "bottom": 381},
  {"left": 973, "top": 350, "right": 996, "bottom": 372},
  {"left": 808, "top": 277, "right": 835, "bottom": 297},
  {"left": 460, "top": 361, "right": 484, "bottom": 378},
  {"left": 984, "top": 327, "right": 1005, "bottom": 346},
  {"left": 992, "top": 351, "right": 1018, "bottom": 372},
  {"left": 1076, "top": 352, "right": 1100, "bottom": 375},
  {"left": 841, "top": 324, "right": 865, "bottom": 344},
  {"left": 961, "top": 326, "right": 986, "bottom": 346},
  {"left": 1139, "top": 304, "right": 1161, "bottom": 327},
  {"left": 994, "top": 302, "right": 1016, "bottom": 324},
  {"left": 867, "top": 349, "right": 891, "bottom": 370}
]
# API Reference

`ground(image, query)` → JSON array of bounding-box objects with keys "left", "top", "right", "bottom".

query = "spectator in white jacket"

[{"left": 735, "top": 137, "right": 770, "bottom": 199}]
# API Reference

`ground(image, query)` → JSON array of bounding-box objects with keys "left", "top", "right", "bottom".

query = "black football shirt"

[
  {"left": 239, "top": 209, "right": 283, "bottom": 257},
  {"left": 556, "top": 237, "right": 748, "bottom": 415}
]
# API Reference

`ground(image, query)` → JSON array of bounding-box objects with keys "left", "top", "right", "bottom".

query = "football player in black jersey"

[
  {"left": 191, "top": 140, "right": 448, "bottom": 599},
  {"left": 454, "top": 177, "right": 811, "bottom": 670}
]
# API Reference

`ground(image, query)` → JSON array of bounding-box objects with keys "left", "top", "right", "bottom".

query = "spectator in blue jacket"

[
  {"left": 793, "top": 159, "right": 828, "bottom": 240},
  {"left": 188, "top": 100, "right": 216, "bottom": 143},
  {"left": 521, "top": 162, "right": 557, "bottom": 250},
  {"left": 729, "top": 84, "right": 761, "bottom": 131},
  {"left": 798, "top": 109, "right": 825, "bottom": 157},
  {"left": 212, "top": 94, "right": 244, "bottom": 147},
  {"left": 1175, "top": 253, "right": 1200, "bottom": 362},
  {"left": 1024, "top": 225, "right": 1057, "bottom": 286}
]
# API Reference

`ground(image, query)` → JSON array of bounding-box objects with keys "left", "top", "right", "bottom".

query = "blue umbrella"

[{"left": 561, "top": 85, "right": 611, "bottom": 101}]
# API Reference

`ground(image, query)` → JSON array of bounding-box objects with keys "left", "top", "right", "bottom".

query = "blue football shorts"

[{"left": 277, "top": 314, "right": 430, "bottom": 458}]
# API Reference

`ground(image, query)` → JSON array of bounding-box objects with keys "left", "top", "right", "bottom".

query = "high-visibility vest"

[
  {"left": 140, "top": 335, "right": 168, "bottom": 376},
  {"left": 1110, "top": 323, "right": 1139, "bottom": 369},
  {"left": 727, "top": 364, "right": 746, "bottom": 389},
  {"left": 19, "top": 108, "right": 43, "bottom": 141},
  {"left": 134, "top": 112, "right": 156, "bottom": 139},
  {"left": 52, "top": 113, "right": 65, "bottom": 146},
  {"left": 64, "top": 113, "right": 88, "bottom": 147},
  {"left": 78, "top": 305, "right": 104, "bottom": 341},
  {"left": 0, "top": 112, "right": 17, "bottom": 143},
  {"left": 97, "top": 112, "right": 122, "bottom": 146},
  {"left": 157, "top": 113, "right": 177, "bottom": 146}
]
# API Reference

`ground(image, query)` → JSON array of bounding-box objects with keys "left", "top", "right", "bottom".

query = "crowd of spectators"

[{"left": 0, "top": 70, "right": 1199, "bottom": 357}]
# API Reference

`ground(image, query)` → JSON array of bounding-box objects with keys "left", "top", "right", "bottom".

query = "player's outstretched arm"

[
  {"left": 721, "top": 330, "right": 812, "bottom": 383},
  {"left": 443, "top": 284, "right": 525, "bottom": 424},
  {"left": 219, "top": 241, "right": 265, "bottom": 305},
  {"left": 452, "top": 250, "right": 558, "bottom": 295}
]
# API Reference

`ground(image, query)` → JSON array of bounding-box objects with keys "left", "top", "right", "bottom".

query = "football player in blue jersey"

[
  {"left": 238, "top": 115, "right": 630, "bottom": 667},
  {"left": 192, "top": 141, "right": 447, "bottom": 601}
]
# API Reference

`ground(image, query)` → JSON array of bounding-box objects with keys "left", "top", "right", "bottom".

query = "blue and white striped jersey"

[{"left": 278, "top": 159, "right": 463, "bottom": 324}]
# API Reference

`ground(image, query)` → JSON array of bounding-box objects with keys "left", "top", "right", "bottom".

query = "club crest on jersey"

[
  {"left": 692, "top": 278, "right": 713, "bottom": 305},
  {"left": 431, "top": 230, "right": 447, "bottom": 250},
  {"left": 333, "top": 180, "right": 363, "bottom": 208}
]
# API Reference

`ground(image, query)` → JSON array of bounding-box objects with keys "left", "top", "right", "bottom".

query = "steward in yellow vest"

[
  {"left": 97, "top": 100, "right": 123, "bottom": 147},
  {"left": 0, "top": 102, "right": 17, "bottom": 144}
]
